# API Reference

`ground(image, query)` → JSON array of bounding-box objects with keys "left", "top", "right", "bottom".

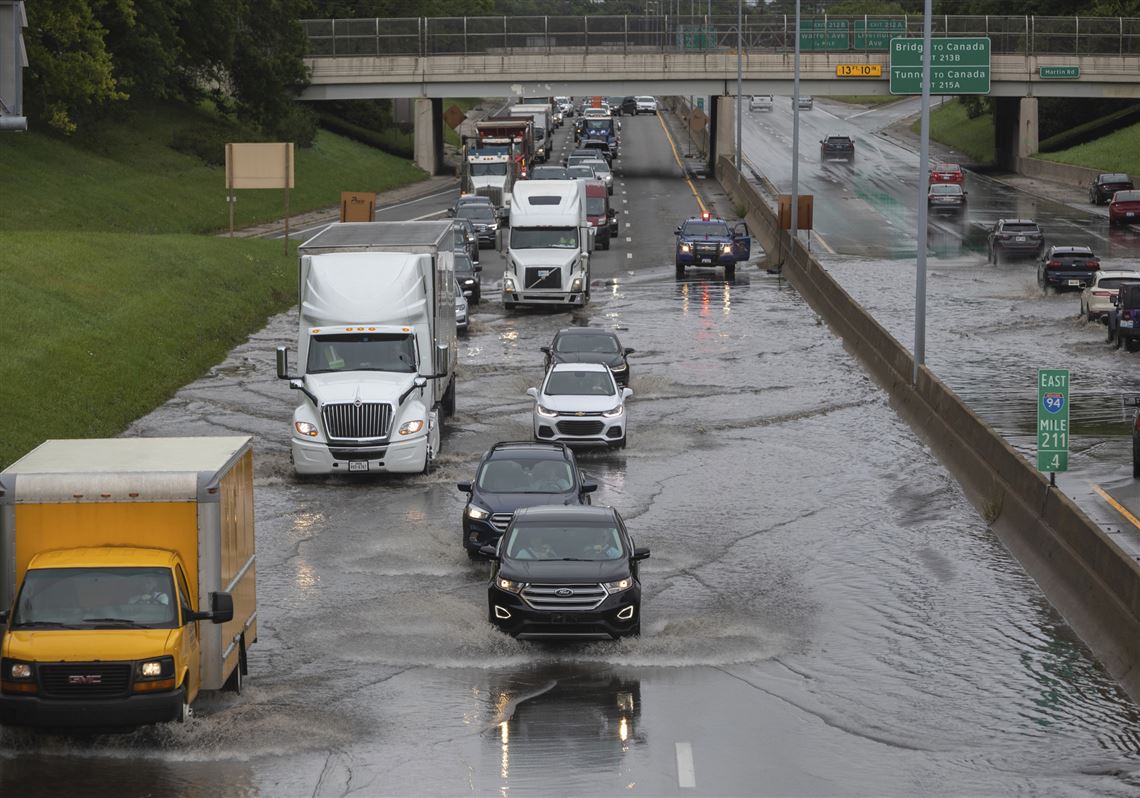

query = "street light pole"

[
  {"left": 735, "top": 0, "right": 742, "bottom": 172},
  {"left": 914, "top": 0, "right": 933, "bottom": 384},
  {"left": 791, "top": 0, "right": 801, "bottom": 243}
]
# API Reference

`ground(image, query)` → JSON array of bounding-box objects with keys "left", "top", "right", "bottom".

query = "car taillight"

[
  {"left": 1092, "top": 290, "right": 1112, "bottom": 297},
  {"left": 1086, "top": 261, "right": 1099, "bottom": 269},
  {"left": 1124, "top": 310, "right": 1135, "bottom": 320},
  {"left": 1047, "top": 260, "right": 1062, "bottom": 268}
]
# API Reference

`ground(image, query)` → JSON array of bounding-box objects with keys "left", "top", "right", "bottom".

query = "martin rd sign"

[{"left": 889, "top": 37, "right": 991, "bottom": 95}]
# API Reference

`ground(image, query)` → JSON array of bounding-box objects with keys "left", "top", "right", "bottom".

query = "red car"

[
  {"left": 929, "top": 163, "right": 964, "bottom": 184},
  {"left": 1109, "top": 189, "right": 1140, "bottom": 226}
]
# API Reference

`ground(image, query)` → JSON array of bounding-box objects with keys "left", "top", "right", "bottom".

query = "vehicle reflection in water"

[
  {"left": 674, "top": 277, "right": 738, "bottom": 318},
  {"left": 487, "top": 664, "right": 642, "bottom": 792}
]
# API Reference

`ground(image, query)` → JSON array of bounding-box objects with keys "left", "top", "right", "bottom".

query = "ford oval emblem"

[{"left": 555, "top": 588, "right": 574, "bottom": 597}]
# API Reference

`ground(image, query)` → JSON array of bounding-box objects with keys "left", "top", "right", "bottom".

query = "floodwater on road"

[{"left": 2, "top": 110, "right": 1138, "bottom": 797}]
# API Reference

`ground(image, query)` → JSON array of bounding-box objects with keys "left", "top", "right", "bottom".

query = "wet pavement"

[
  {"left": 741, "top": 97, "right": 1140, "bottom": 552},
  {"left": 3, "top": 108, "right": 1139, "bottom": 797}
]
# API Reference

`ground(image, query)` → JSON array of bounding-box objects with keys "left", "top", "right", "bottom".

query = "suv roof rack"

[{"left": 488, "top": 440, "right": 572, "bottom": 455}]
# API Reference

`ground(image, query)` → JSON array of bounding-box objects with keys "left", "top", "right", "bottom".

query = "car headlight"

[
  {"left": 295, "top": 421, "right": 319, "bottom": 437},
  {"left": 603, "top": 405, "right": 624, "bottom": 418},
  {"left": 536, "top": 404, "right": 558, "bottom": 418},
  {"left": 135, "top": 656, "right": 174, "bottom": 680},
  {"left": 504, "top": 277, "right": 517, "bottom": 292},
  {"left": 610, "top": 363, "right": 627, "bottom": 372},
  {"left": 398, "top": 419, "right": 425, "bottom": 435},
  {"left": 602, "top": 578, "right": 632, "bottom": 593},
  {"left": 722, "top": 244, "right": 733, "bottom": 253},
  {"left": 463, "top": 278, "right": 476, "bottom": 285},
  {"left": 6, "top": 661, "right": 32, "bottom": 680},
  {"left": 496, "top": 577, "right": 525, "bottom": 594},
  {"left": 571, "top": 278, "right": 584, "bottom": 291},
  {"left": 466, "top": 505, "right": 490, "bottom": 521},
  {"left": 680, "top": 243, "right": 691, "bottom": 253}
]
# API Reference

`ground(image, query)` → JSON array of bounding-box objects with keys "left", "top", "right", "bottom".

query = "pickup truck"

[{"left": 674, "top": 211, "right": 751, "bottom": 281}]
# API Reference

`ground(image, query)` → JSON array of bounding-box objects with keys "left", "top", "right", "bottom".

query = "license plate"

[
  {"left": 1067, "top": 280, "right": 1081, "bottom": 287},
  {"left": 1128, "top": 211, "right": 1136, "bottom": 217},
  {"left": 1123, "top": 320, "right": 1135, "bottom": 328},
  {"left": 348, "top": 461, "right": 369, "bottom": 472},
  {"left": 1015, "top": 236, "right": 1026, "bottom": 242}
]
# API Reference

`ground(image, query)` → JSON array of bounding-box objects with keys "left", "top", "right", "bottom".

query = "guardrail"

[{"left": 303, "top": 15, "right": 1140, "bottom": 58}]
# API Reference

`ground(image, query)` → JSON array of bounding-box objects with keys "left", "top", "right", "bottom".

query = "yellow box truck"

[{"left": 0, "top": 437, "right": 257, "bottom": 728}]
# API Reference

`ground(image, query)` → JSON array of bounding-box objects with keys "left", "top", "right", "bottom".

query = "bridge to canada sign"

[{"left": 889, "top": 37, "right": 991, "bottom": 95}]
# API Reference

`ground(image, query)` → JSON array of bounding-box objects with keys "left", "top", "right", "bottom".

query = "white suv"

[
  {"left": 748, "top": 95, "right": 773, "bottom": 112},
  {"left": 527, "top": 363, "right": 632, "bottom": 448},
  {"left": 1081, "top": 270, "right": 1140, "bottom": 322},
  {"left": 635, "top": 96, "right": 658, "bottom": 114}
]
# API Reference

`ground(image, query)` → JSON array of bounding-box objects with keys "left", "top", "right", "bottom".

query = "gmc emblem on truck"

[{"left": 69, "top": 674, "right": 103, "bottom": 685}]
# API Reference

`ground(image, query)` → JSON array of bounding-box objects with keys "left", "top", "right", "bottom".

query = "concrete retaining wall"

[
  {"left": 717, "top": 155, "right": 1140, "bottom": 702},
  {"left": 1017, "top": 156, "right": 1102, "bottom": 190}
]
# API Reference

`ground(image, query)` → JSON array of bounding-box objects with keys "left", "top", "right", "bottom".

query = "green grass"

[
  {"left": 1038, "top": 121, "right": 1140, "bottom": 176},
  {"left": 0, "top": 103, "right": 427, "bottom": 234},
  {"left": 0, "top": 101, "right": 427, "bottom": 467},
  {"left": 825, "top": 95, "right": 905, "bottom": 107},
  {"left": 914, "top": 98, "right": 995, "bottom": 164}
]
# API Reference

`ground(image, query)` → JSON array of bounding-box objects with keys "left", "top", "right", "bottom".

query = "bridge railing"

[{"left": 302, "top": 15, "right": 1140, "bottom": 58}]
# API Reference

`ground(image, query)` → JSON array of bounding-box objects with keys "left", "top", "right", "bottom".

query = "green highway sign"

[
  {"left": 1037, "top": 368, "right": 1070, "bottom": 473},
  {"left": 855, "top": 19, "right": 905, "bottom": 50},
  {"left": 889, "top": 37, "right": 991, "bottom": 95},
  {"left": 1039, "top": 65, "right": 1080, "bottom": 79},
  {"left": 800, "top": 19, "right": 849, "bottom": 52}
]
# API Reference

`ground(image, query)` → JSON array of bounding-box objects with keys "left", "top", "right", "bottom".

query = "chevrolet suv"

[
  {"left": 457, "top": 442, "right": 597, "bottom": 558},
  {"left": 987, "top": 219, "right": 1044, "bottom": 264},
  {"left": 483, "top": 505, "right": 650, "bottom": 639}
]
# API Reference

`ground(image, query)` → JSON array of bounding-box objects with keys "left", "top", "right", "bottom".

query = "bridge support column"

[
  {"left": 711, "top": 96, "right": 735, "bottom": 172},
  {"left": 413, "top": 97, "right": 444, "bottom": 175},
  {"left": 993, "top": 97, "right": 1038, "bottom": 171}
]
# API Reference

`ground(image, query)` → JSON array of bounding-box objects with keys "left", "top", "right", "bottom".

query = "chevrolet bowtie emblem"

[{"left": 575, "top": 411, "right": 585, "bottom": 416}]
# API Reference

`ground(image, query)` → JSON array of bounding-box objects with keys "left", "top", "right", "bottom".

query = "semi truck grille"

[
  {"left": 556, "top": 420, "right": 605, "bottom": 436},
  {"left": 476, "top": 185, "right": 503, "bottom": 206},
  {"left": 522, "top": 583, "right": 607, "bottom": 611},
  {"left": 490, "top": 513, "right": 513, "bottom": 532},
  {"left": 40, "top": 663, "right": 132, "bottom": 698},
  {"left": 524, "top": 267, "right": 563, "bottom": 290},
  {"left": 322, "top": 402, "right": 392, "bottom": 442}
]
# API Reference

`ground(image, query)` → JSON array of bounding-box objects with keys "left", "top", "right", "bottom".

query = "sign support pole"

[
  {"left": 226, "top": 143, "right": 235, "bottom": 238},
  {"left": 913, "top": 0, "right": 932, "bottom": 384},
  {"left": 283, "top": 143, "right": 291, "bottom": 255},
  {"left": 790, "top": 0, "right": 801, "bottom": 249}
]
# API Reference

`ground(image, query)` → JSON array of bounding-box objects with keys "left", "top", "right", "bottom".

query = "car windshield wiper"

[
  {"left": 13, "top": 620, "right": 68, "bottom": 628},
  {"left": 557, "top": 557, "right": 596, "bottom": 561},
  {"left": 81, "top": 617, "right": 148, "bottom": 626}
]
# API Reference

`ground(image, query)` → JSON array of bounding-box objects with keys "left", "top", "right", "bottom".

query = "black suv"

[
  {"left": 482, "top": 505, "right": 649, "bottom": 639},
  {"left": 620, "top": 97, "right": 639, "bottom": 116},
  {"left": 1037, "top": 245, "right": 1099, "bottom": 292},
  {"left": 542, "top": 328, "right": 634, "bottom": 386},
  {"left": 1107, "top": 281, "right": 1140, "bottom": 352},
  {"left": 987, "top": 219, "right": 1044, "bottom": 264},
  {"left": 819, "top": 136, "right": 855, "bottom": 163},
  {"left": 457, "top": 442, "right": 597, "bottom": 558},
  {"left": 455, "top": 253, "right": 481, "bottom": 304}
]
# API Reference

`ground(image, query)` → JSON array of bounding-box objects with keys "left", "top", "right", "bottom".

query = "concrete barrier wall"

[
  {"left": 1017, "top": 156, "right": 1102, "bottom": 190},
  {"left": 717, "top": 155, "right": 1140, "bottom": 702}
]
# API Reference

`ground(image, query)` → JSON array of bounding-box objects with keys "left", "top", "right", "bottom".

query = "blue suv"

[
  {"left": 457, "top": 441, "right": 597, "bottom": 559},
  {"left": 674, "top": 212, "right": 751, "bottom": 280}
]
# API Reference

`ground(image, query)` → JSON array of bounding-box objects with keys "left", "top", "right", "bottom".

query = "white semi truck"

[
  {"left": 510, "top": 104, "right": 551, "bottom": 163},
  {"left": 503, "top": 180, "right": 593, "bottom": 309},
  {"left": 276, "top": 222, "right": 458, "bottom": 475}
]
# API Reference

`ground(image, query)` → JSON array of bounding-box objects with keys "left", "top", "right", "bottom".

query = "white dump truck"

[
  {"left": 276, "top": 222, "right": 458, "bottom": 475},
  {"left": 510, "top": 104, "right": 552, "bottom": 163},
  {"left": 503, "top": 180, "right": 593, "bottom": 309}
]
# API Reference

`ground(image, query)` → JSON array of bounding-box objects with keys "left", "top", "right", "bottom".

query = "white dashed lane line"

[{"left": 675, "top": 742, "right": 696, "bottom": 789}]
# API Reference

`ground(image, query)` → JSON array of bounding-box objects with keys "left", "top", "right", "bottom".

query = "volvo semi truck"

[{"left": 504, "top": 180, "right": 593, "bottom": 309}]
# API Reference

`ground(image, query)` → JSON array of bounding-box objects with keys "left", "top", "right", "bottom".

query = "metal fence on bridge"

[{"left": 302, "top": 15, "right": 1140, "bottom": 59}]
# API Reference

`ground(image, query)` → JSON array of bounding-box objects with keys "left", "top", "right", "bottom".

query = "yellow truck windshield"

[{"left": 12, "top": 567, "right": 178, "bottom": 629}]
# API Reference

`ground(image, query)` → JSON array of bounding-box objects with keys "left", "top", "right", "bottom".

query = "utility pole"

[
  {"left": 791, "top": 0, "right": 801, "bottom": 242},
  {"left": 914, "top": 0, "right": 933, "bottom": 384},
  {"left": 735, "top": 0, "right": 742, "bottom": 172}
]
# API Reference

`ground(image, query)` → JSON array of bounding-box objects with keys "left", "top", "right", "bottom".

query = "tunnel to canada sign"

[{"left": 1037, "top": 368, "right": 1070, "bottom": 473}]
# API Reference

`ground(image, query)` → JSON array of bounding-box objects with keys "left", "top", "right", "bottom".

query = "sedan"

[
  {"left": 541, "top": 328, "right": 635, "bottom": 386},
  {"left": 634, "top": 96, "right": 658, "bottom": 114},
  {"left": 527, "top": 363, "right": 632, "bottom": 448},
  {"left": 454, "top": 252, "right": 481, "bottom": 304},
  {"left": 579, "top": 158, "right": 613, "bottom": 194},
  {"left": 927, "top": 183, "right": 967, "bottom": 214},
  {"left": 1109, "top": 189, "right": 1140, "bottom": 226},
  {"left": 1037, "top": 245, "right": 1100, "bottom": 292},
  {"left": 482, "top": 505, "right": 649, "bottom": 639},
  {"left": 1089, "top": 173, "right": 1134, "bottom": 205},
  {"left": 1080, "top": 270, "right": 1140, "bottom": 322},
  {"left": 929, "top": 163, "right": 964, "bottom": 184}
]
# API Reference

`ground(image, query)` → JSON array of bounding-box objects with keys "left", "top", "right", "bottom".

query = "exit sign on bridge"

[{"left": 889, "top": 37, "right": 990, "bottom": 95}]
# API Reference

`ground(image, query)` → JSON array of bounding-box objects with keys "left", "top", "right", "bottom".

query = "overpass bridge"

[{"left": 300, "top": 15, "right": 1140, "bottom": 172}]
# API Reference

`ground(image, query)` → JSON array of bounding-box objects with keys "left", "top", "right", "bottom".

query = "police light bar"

[{"left": 701, "top": 211, "right": 711, "bottom": 221}]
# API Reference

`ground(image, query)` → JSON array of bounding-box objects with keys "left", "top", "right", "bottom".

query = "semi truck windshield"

[
  {"left": 12, "top": 567, "right": 178, "bottom": 628},
  {"left": 511, "top": 228, "right": 579, "bottom": 249},
  {"left": 307, "top": 333, "right": 417, "bottom": 374},
  {"left": 470, "top": 163, "right": 508, "bottom": 177}
]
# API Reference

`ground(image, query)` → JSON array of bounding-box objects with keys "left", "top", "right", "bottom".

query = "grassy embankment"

[
  {"left": 444, "top": 98, "right": 480, "bottom": 148},
  {"left": 912, "top": 98, "right": 995, "bottom": 163},
  {"left": 1038, "top": 121, "right": 1140, "bottom": 176},
  {"left": 0, "top": 103, "right": 426, "bottom": 467}
]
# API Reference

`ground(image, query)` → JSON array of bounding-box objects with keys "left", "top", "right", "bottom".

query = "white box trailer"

[{"left": 277, "top": 222, "right": 459, "bottom": 475}]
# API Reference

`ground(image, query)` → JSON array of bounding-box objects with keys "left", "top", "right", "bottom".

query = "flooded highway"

[
  {"left": 3, "top": 108, "right": 1139, "bottom": 796},
  {"left": 741, "top": 97, "right": 1140, "bottom": 553}
]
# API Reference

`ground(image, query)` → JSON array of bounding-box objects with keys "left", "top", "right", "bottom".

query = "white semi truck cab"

[
  {"left": 504, "top": 180, "right": 593, "bottom": 309},
  {"left": 276, "top": 222, "right": 459, "bottom": 475},
  {"left": 464, "top": 150, "right": 513, "bottom": 210}
]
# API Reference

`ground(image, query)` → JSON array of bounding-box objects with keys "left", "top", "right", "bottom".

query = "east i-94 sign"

[{"left": 1037, "top": 368, "right": 1069, "bottom": 473}]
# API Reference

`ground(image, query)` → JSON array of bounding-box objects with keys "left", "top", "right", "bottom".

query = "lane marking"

[
  {"left": 626, "top": 252, "right": 633, "bottom": 259},
  {"left": 656, "top": 113, "right": 708, "bottom": 214},
  {"left": 675, "top": 742, "right": 696, "bottom": 789},
  {"left": 1090, "top": 482, "right": 1140, "bottom": 532},
  {"left": 626, "top": 237, "right": 632, "bottom": 242}
]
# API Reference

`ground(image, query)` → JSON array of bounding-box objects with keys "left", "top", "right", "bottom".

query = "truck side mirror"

[
  {"left": 621, "top": 388, "right": 633, "bottom": 400},
  {"left": 457, "top": 481, "right": 472, "bottom": 492},
  {"left": 526, "top": 387, "right": 538, "bottom": 398},
  {"left": 210, "top": 592, "right": 234, "bottom": 624},
  {"left": 540, "top": 346, "right": 551, "bottom": 354},
  {"left": 674, "top": 227, "right": 681, "bottom": 235},
  {"left": 582, "top": 479, "right": 598, "bottom": 494},
  {"left": 414, "top": 376, "right": 428, "bottom": 389},
  {"left": 632, "top": 547, "right": 651, "bottom": 561},
  {"left": 0, "top": 609, "right": 9, "bottom": 625},
  {"left": 435, "top": 343, "right": 451, "bottom": 377},
  {"left": 479, "top": 544, "right": 499, "bottom": 560},
  {"left": 275, "top": 346, "right": 290, "bottom": 380},
  {"left": 496, "top": 229, "right": 504, "bottom": 252},
  {"left": 624, "top": 347, "right": 635, "bottom": 354}
]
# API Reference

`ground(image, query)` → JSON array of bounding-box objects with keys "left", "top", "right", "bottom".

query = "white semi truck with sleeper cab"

[{"left": 503, "top": 180, "right": 593, "bottom": 309}]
